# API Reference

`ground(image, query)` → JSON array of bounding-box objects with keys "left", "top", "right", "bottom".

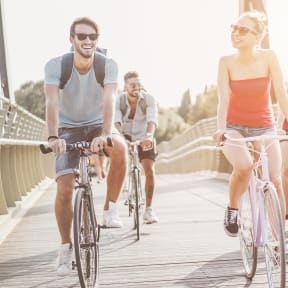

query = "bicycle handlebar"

[
  {"left": 129, "top": 140, "right": 141, "bottom": 147},
  {"left": 39, "top": 136, "right": 113, "bottom": 154},
  {"left": 222, "top": 133, "right": 288, "bottom": 143}
]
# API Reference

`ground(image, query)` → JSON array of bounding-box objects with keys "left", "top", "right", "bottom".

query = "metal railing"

[
  {"left": 0, "top": 97, "right": 54, "bottom": 215},
  {"left": 155, "top": 105, "right": 279, "bottom": 175},
  {"left": 155, "top": 117, "right": 231, "bottom": 175}
]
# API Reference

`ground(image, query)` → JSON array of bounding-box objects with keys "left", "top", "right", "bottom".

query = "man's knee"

[
  {"left": 110, "top": 137, "right": 127, "bottom": 162},
  {"left": 57, "top": 175, "right": 74, "bottom": 202}
]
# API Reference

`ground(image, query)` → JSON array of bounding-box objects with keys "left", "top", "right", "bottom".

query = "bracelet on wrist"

[
  {"left": 48, "top": 136, "right": 59, "bottom": 142},
  {"left": 145, "top": 132, "right": 153, "bottom": 137}
]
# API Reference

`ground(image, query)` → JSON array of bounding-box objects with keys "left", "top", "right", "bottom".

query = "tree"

[
  {"left": 15, "top": 80, "right": 45, "bottom": 120},
  {"left": 178, "top": 89, "right": 191, "bottom": 121},
  {"left": 156, "top": 107, "right": 190, "bottom": 143},
  {"left": 187, "top": 85, "right": 218, "bottom": 125}
]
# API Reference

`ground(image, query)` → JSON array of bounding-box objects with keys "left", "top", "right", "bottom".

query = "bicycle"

[
  {"left": 221, "top": 133, "right": 287, "bottom": 288},
  {"left": 125, "top": 140, "right": 145, "bottom": 240},
  {"left": 40, "top": 138, "right": 112, "bottom": 288}
]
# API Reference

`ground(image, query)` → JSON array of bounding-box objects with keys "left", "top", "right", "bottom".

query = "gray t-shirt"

[{"left": 44, "top": 55, "right": 118, "bottom": 128}]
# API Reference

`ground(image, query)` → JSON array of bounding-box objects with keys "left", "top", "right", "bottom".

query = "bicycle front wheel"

[
  {"left": 263, "top": 183, "right": 286, "bottom": 288},
  {"left": 132, "top": 169, "right": 140, "bottom": 240},
  {"left": 74, "top": 188, "right": 99, "bottom": 288},
  {"left": 239, "top": 190, "right": 257, "bottom": 279}
]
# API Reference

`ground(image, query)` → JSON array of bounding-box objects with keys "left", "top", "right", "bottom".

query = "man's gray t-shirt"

[{"left": 44, "top": 55, "right": 118, "bottom": 128}]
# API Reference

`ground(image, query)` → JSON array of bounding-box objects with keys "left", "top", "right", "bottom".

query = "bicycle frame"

[
  {"left": 223, "top": 134, "right": 284, "bottom": 247},
  {"left": 40, "top": 140, "right": 102, "bottom": 287},
  {"left": 248, "top": 144, "right": 269, "bottom": 248},
  {"left": 126, "top": 140, "right": 144, "bottom": 240},
  {"left": 221, "top": 133, "right": 287, "bottom": 286},
  {"left": 129, "top": 141, "right": 141, "bottom": 174},
  {"left": 76, "top": 147, "right": 96, "bottom": 239}
]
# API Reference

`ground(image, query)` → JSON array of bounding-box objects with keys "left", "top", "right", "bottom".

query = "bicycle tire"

[
  {"left": 239, "top": 190, "right": 257, "bottom": 279},
  {"left": 132, "top": 169, "right": 140, "bottom": 240},
  {"left": 263, "top": 183, "right": 286, "bottom": 288},
  {"left": 74, "top": 188, "right": 99, "bottom": 288}
]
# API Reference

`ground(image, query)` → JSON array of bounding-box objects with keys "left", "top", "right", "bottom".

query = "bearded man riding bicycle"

[{"left": 115, "top": 71, "right": 159, "bottom": 224}]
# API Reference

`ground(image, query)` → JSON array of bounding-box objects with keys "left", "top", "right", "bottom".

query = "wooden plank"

[{"left": 0, "top": 174, "right": 280, "bottom": 287}]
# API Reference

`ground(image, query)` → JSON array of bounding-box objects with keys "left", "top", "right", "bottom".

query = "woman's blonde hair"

[{"left": 240, "top": 10, "right": 268, "bottom": 36}]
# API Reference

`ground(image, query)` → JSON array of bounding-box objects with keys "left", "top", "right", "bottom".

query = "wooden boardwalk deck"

[{"left": 0, "top": 173, "right": 282, "bottom": 287}]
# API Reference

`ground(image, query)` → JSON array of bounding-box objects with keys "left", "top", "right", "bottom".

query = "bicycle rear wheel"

[
  {"left": 263, "top": 183, "right": 286, "bottom": 288},
  {"left": 136, "top": 169, "right": 144, "bottom": 220},
  {"left": 74, "top": 188, "right": 99, "bottom": 288},
  {"left": 239, "top": 190, "right": 257, "bottom": 279}
]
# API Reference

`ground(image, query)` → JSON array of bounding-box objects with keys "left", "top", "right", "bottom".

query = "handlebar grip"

[{"left": 39, "top": 144, "right": 53, "bottom": 154}]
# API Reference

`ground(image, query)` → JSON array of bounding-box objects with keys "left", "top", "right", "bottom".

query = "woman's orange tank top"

[
  {"left": 282, "top": 119, "right": 288, "bottom": 131},
  {"left": 227, "top": 77, "right": 273, "bottom": 127}
]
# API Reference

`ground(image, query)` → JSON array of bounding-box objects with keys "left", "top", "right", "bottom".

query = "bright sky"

[{"left": 2, "top": 0, "right": 288, "bottom": 107}]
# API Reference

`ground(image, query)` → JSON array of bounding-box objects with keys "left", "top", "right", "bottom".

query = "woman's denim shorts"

[{"left": 226, "top": 123, "right": 276, "bottom": 138}]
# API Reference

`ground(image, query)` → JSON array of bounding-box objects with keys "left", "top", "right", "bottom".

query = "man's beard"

[
  {"left": 130, "top": 90, "right": 140, "bottom": 97},
  {"left": 75, "top": 46, "right": 94, "bottom": 59}
]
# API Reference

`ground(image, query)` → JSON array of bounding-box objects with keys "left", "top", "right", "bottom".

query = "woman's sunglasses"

[{"left": 230, "top": 24, "right": 257, "bottom": 36}]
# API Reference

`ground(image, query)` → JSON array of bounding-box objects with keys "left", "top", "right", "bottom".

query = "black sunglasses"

[
  {"left": 230, "top": 24, "right": 257, "bottom": 36},
  {"left": 74, "top": 33, "right": 99, "bottom": 41}
]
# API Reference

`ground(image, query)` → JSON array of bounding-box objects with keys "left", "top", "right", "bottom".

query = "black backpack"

[{"left": 59, "top": 48, "right": 107, "bottom": 89}]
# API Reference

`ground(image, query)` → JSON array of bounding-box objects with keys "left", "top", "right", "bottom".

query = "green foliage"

[
  {"left": 13, "top": 80, "right": 193, "bottom": 144},
  {"left": 187, "top": 85, "right": 218, "bottom": 125},
  {"left": 15, "top": 80, "right": 45, "bottom": 120},
  {"left": 155, "top": 107, "right": 190, "bottom": 143},
  {"left": 178, "top": 89, "right": 191, "bottom": 121}
]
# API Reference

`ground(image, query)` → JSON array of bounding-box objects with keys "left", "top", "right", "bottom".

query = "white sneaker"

[
  {"left": 103, "top": 201, "right": 123, "bottom": 228},
  {"left": 55, "top": 243, "right": 73, "bottom": 276},
  {"left": 143, "top": 207, "right": 159, "bottom": 224}
]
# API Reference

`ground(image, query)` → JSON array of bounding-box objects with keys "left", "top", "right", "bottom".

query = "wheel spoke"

[
  {"left": 263, "top": 185, "right": 286, "bottom": 287},
  {"left": 239, "top": 191, "right": 257, "bottom": 279}
]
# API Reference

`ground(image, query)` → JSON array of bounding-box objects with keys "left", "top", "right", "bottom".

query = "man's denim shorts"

[
  {"left": 55, "top": 125, "right": 103, "bottom": 180},
  {"left": 226, "top": 123, "right": 276, "bottom": 138}
]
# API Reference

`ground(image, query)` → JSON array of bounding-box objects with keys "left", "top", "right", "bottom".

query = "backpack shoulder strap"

[
  {"left": 120, "top": 93, "right": 127, "bottom": 115},
  {"left": 59, "top": 53, "right": 74, "bottom": 89},
  {"left": 93, "top": 52, "right": 106, "bottom": 88},
  {"left": 140, "top": 92, "right": 147, "bottom": 114},
  {"left": 59, "top": 52, "right": 106, "bottom": 89}
]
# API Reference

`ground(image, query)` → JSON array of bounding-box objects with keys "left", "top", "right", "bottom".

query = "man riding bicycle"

[
  {"left": 115, "top": 71, "right": 159, "bottom": 224},
  {"left": 44, "top": 17, "right": 127, "bottom": 276}
]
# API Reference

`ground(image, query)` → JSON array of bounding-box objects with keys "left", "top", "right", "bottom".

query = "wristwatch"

[{"left": 145, "top": 132, "right": 153, "bottom": 137}]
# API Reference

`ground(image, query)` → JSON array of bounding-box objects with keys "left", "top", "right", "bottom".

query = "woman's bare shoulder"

[
  {"left": 256, "top": 48, "right": 276, "bottom": 58},
  {"left": 219, "top": 54, "right": 237, "bottom": 67}
]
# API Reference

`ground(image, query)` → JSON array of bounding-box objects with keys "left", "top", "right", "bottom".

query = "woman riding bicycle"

[{"left": 213, "top": 10, "right": 288, "bottom": 237}]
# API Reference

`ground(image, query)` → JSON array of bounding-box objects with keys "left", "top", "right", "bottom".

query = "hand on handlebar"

[
  {"left": 277, "top": 129, "right": 286, "bottom": 135},
  {"left": 140, "top": 135, "right": 153, "bottom": 151},
  {"left": 49, "top": 138, "right": 66, "bottom": 154},
  {"left": 90, "top": 135, "right": 112, "bottom": 153},
  {"left": 213, "top": 129, "right": 226, "bottom": 146}
]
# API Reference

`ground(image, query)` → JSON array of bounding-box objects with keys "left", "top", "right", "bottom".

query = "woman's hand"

[{"left": 213, "top": 129, "right": 226, "bottom": 145}]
